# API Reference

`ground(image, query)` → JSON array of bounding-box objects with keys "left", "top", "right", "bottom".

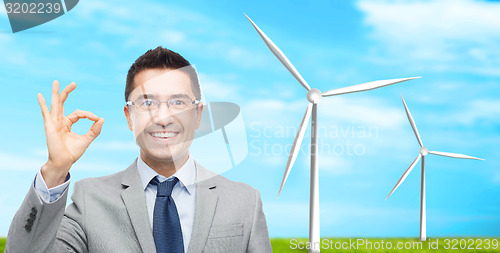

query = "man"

[{"left": 6, "top": 47, "right": 272, "bottom": 253}]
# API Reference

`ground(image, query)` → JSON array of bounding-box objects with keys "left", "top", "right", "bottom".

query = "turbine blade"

[
  {"left": 321, "top": 77, "right": 420, "bottom": 97},
  {"left": 386, "top": 154, "right": 422, "bottom": 200},
  {"left": 278, "top": 103, "right": 313, "bottom": 197},
  {"left": 429, "top": 151, "right": 484, "bottom": 160},
  {"left": 245, "top": 13, "right": 311, "bottom": 91},
  {"left": 401, "top": 95, "right": 424, "bottom": 147}
]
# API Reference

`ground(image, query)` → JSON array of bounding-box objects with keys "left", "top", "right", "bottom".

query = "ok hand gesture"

[{"left": 38, "top": 81, "right": 104, "bottom": 188}]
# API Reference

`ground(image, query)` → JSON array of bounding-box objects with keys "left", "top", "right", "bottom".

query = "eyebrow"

[
  {"left": 169, "top": 94, "right": 193, "bottom": 99},
  {"left": 141, "top": 94, "right": 157, "bottom": 99},
  {"left": 139, "top": 93, "right": 193, "bottom": 99}
]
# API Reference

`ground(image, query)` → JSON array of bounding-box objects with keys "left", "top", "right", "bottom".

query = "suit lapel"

[
  {"left": 120, "top": 161, "right": 157, "bottom": 253},
  {"left": 187, "top": 163, "right": 219, "bottom": 253}
]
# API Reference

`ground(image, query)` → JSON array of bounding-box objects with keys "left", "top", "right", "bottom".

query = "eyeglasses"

[{"left": 127, "top": 97, "right": 200, "bottom": 113}]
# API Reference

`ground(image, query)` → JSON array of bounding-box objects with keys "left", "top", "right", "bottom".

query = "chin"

[
  {"left": 145, "top": 151, "right": 174, "bottom": 161},
  {"left": 143, "top": 148, "right": 187, "bottom": 162}
]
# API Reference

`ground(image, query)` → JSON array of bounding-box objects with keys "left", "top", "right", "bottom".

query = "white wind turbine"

[
  {"left": 386, "top": 96, "right": 484, "bottom": 241},
  {"left": 245, "top": 14, "right": 419, "bottom": 252}
]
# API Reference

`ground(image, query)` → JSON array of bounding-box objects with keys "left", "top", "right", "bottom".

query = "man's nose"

[{"left": 152, "top": 102, "right": 175, "bottom": 125}]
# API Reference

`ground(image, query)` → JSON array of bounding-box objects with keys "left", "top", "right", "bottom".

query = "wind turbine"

[
  {"left": 386, "top": 96, "right": 484, "bottom": 241},
  {"left": 245, "top": 14, "right": 419, "bottom": 252}
]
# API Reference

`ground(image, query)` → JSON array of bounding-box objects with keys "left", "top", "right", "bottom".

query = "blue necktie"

[{"left": 150, "top": 177, "right": 184, "bottom": 253}]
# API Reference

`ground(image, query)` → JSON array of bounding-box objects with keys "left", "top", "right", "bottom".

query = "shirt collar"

[{"left": 137, "top": 154, "right": 196, "bottom": 195}]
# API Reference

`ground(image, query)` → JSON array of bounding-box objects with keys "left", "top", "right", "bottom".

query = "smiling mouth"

[{"left": 149, "top": 132, "right": 179, "bottom": 138}]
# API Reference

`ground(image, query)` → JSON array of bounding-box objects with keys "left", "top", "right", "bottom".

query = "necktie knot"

[{"left": 150, "top": 177, "right": 179, "bottom": 197}]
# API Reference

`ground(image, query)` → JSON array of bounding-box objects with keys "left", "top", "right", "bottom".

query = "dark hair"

[{"left": 125, "top": 46, "right": 201, "bottom": 102}]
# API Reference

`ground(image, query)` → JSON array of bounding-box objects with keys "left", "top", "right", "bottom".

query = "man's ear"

[
  {"left": 195, "top": 102, "right": 204, "bottom": 129},
  {"left": 124, "top": 105, "right": 134, "bottom": 131}
]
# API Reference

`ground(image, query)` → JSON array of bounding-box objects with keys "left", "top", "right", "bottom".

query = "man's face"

[{"left": 124, "top": 68, "right": 203, "bottom": 165}]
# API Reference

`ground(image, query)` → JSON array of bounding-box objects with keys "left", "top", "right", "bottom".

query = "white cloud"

[
  {"left": 357, "top": 0, "right": 500, "bottom": 75},
  {"left": 259, "top": 155, "right": 285, "bottom": 167},
  {"left": 0, "top": 4, "right": 6, "bottom": 17},
  {"left": 0, "top": 150, "right": 125, "bottom": 173},
  {"left": 203, "top": 41, "right": 272, "bottom": 69},
  {"left": 243, "top": 96, "right": 410, "bottom": 173},
  {"left": 75, "top": 1, "right": 110, "bottom": 19},
  {"left": 435, "top": 98, "right": 500, "bottom": 126},
  {"left": 0, "top": 152, "right": 44, "bottom": 172},
  {"left": 0, "top": 0, "right": 271, "bottom": 76},
  {"left": 359, "top": 0, "right": 500, "bottom": 43},
  {"left": 317, "top": 156, "right": 352, "bottom": 175},
  {"left": 244, "top": 96, "right": 405, "bottom": 131},
  {"left": 198, "top": 73, "right": 242, "bottom": 102},
  {"left": 160, "top": 30, "right": 187, "bottom": 45},
  {"left": 264, "top": 201, "right": 309, "bottom": 229},
  {"left": 458, "top": 99, "right": 500, "bottom": 125},
  {"left": 0, "top": 32, "right": 12, "bottom": 42},
  {"left": 67, "top": 0, "right": 272, "bottom": 70},
  {"left": 4, "top": 50, "right": 27, "bottom": 65},
  {"left": 319, "top": 96, "right": 405, "bottom": 129},
  {"left": 494, "top": 171, "right": 500, "bottom": 185},
  {"left": 243, "top": 99, "right": 306, "bottom": 131}
]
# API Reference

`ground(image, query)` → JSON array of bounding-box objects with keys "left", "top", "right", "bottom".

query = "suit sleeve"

[
  {"left": 5, "top": 180, "right": 89, "bottom": 253},
  {"left": 54, "top": 180, "right": 89, "bottom": 252},
  {"left": 247, "top": 189, "right": 272, "bottom": 253}
]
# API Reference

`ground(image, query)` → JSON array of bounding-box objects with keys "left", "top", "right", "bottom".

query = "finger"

[
  {"left": 50, "top": 80, "right": 60, "bottom": 120},
  {"left": 85, "top": 118, "right": 104, "bottom": 142},
  {"left": 37, "top": 93, "right": 50, "bottom": 123},
  {"left": 67, "top": 109, "right": 99, "bottom": 124},
  {"left": 60, "top": 82, "right": 76, "bottom": 105},
  {"left": 59, "top": 82, "right": 76, "bottom": 116}
]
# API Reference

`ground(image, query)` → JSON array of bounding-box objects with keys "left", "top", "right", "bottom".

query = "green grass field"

[
  {"left": 1, "top": 238, "right": 5, "bottom": 252},
  {"left": 1, "top": 237, "right": 498, "bottom": 252}
]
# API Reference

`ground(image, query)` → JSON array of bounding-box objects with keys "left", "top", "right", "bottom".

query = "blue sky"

[{"left": 0, "top": 0, "right": 498, "bottom": 238}]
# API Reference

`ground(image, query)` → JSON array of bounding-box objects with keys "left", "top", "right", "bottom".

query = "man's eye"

[
  {"left": 142, "top": 100, "right": 154, "bottom": 107},
  {"left": 172, "top": 99, "right": 186, "bottom": 106}
]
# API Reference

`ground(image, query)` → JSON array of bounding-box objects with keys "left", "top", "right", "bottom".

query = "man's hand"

[{"left": 38, "top": 80, "right": 104, "bottom": 188}]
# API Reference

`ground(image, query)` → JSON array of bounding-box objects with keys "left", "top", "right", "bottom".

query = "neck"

[{"left": 140, "top": 151, "right": 189, "bottom": 178}]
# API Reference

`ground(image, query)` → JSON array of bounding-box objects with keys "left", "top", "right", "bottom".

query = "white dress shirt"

[{"left": 34, "top": 155, "right": 197, "bottom": 253}]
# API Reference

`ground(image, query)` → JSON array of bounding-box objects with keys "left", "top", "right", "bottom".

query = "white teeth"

[{"left": 151, "top": 132, "right": 178, "bottom": 138}]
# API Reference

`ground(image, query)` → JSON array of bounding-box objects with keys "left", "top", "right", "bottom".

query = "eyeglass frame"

[{"left": 126, "top": 97, "right": 201, "bottom": 113}]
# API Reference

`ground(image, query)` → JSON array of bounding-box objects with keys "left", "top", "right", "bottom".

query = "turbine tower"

[
  {"left": 245, "top": 14, "right": 419, "bottom": 252},
  {"left": 386, "top": 96, "right": 484, "bottom": 241}
]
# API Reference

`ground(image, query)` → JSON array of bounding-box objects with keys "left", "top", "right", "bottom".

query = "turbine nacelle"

[
  {"left": 307, "top": 88, "right": 322, "bottom": 104},
  {"left": 419, "top": 147, "right": 429, "bottom": 156}
]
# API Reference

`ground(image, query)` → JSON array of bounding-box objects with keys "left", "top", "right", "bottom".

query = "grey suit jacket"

[{"left": 5, "top": 160, "right": 272, "bottom": 253}]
